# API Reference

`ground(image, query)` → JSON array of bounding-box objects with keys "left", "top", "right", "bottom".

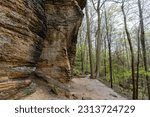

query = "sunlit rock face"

[{"left": 0, "top": 0, "right": 85, "bottom": 99}]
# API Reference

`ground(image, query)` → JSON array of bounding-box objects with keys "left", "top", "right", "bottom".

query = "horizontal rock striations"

[
  {"left": 0, "top": 0, "right": 46, "bottom": 99},
  {"left": 0, "top": 0, "right": 86, "bottom": 99}
]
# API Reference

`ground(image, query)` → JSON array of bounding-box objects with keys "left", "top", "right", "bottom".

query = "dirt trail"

[
  {"left": 23, "top": 76, "right": 126, "bottom": 100},
  {"left": 69, "top": 77, "right": 126, "bottom": 100}
]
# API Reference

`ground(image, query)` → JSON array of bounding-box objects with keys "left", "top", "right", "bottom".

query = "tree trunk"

[
  {"left": 138, "top": 0, "right": 150, "bottom": 99},
  {"left": 136, "top": 26, "right": 140, "bottom": 99},
  {"left": 104, "top": 7, "right": 113, "bottom": 88},
  {"left": 121, "top": 1, "right": 136, "bottom": 99},
  {"left": 79, "top": 29, "right": 84, "bottom": 74},
  {"left": 104, "top": 36, "right": 107, "bottom": 78},
  {"left": 85, "top": 4, "right": 94, "bottom": 78},
  {"left": 124, "top": 32, "right": 130, "bottom": 70},
  {"left": 95, "top": 9, "right": 101, "bottom": 79}
]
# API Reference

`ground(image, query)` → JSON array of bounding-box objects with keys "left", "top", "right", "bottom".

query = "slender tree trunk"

[
  {"left": 95, "top": 9, "right": 101, "bottom": 79},
  {"left": 104, "top": 8, "right": 113, "bottom": 88},
  {"left": 108, "top": 39, "right": 113, "bottom": 88},
  {"left": 136, "top": 26, "right": 140, "bottom": 99},
  {"left": 80, "top": 43, "right": 84, "bottom": 74},
  {"left": 123, "top": 33, "right": 130, "bottom": 70},
  {"left": 121, "top": 1, "right": 136, "bottom": 99},
  {"left": 79, "top": 29, "right": 84, "bottom": 74},
  {"left": 84, "top": 33, "right": 88, "bottom": 74},
  {"left": 85, "top": 48, "right": 89, "bottom": 74},
  {"left": 123, "top": 46, "right": 125, "bottom": 79},
  {"left": 85, "top": 37, "right": 89, "bottom": 74},
  {"left": 85, "top": 4, "right": 94, "bottom": 78},
  {"left": 138, "top": 0, "right": 150, "bottom": 99},
  {"left": 104, "top": 36, "right": 107, "bottom": 78}
]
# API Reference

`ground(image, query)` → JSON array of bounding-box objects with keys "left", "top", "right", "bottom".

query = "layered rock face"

[
  {"left": 36, "top": 0, "right": 84, "bottom": 94},
  {"left": 0, "top": 0, "right": 85, "bottom": 99},
  {"left": 0, "top": 0, "right": 46, "bottom": 99}
]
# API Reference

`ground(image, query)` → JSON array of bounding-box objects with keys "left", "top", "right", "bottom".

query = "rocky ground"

[{"left": 23, "top": 76, "right": 126, "bottom": 100}]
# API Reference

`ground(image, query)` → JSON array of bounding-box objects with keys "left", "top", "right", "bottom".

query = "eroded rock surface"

[
  {"left": 36, "top": 0, "right": 84, "bottom": 94},
  {"left": 0, "top": 0, "right": 85, "bottom": 99}
]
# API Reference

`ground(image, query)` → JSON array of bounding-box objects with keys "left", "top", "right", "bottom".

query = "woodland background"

[{"left": 74, "top": 0, "right": 150, "bottom": 100}]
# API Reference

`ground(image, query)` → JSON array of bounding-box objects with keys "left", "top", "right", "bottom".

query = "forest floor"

[{"left": 23, "top": 76, "right": 126, "bottom": 100}]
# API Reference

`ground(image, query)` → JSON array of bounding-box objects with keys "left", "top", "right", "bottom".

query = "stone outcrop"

[
  {"left": 0, "top": 0, "right": 86, "bottom": 99},
  {"left": 0, "top": 0, "right": 46, "bottom": 99}
]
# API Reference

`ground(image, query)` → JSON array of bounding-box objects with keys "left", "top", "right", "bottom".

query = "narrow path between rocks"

[{"left": 23, "top": 76, "right": 126, "bottom": 100}]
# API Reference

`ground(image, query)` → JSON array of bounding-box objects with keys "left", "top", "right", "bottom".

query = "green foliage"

[
  {"left": 139, "top": 68, "right": 150, "bottom": 76},
  {"left": 73, "top": 68, "right": 81, "bottom": 76},
  {"left": 74, "top": 44, "right": 90, "bottom": 75}
]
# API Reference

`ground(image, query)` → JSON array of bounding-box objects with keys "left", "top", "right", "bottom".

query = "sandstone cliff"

[{"left": 0, "top": 0, "right": 86, "bottom": 99}]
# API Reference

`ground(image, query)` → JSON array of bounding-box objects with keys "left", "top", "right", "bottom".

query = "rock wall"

[
  {"left": 0, "top": 0, "right": 46, "bottom": 99},
  {"left": 0, "top": 0, "right": 86, "bottom": 99},
  {"left": 36, "top": 0, "right": 84, "bottom": 94}
]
